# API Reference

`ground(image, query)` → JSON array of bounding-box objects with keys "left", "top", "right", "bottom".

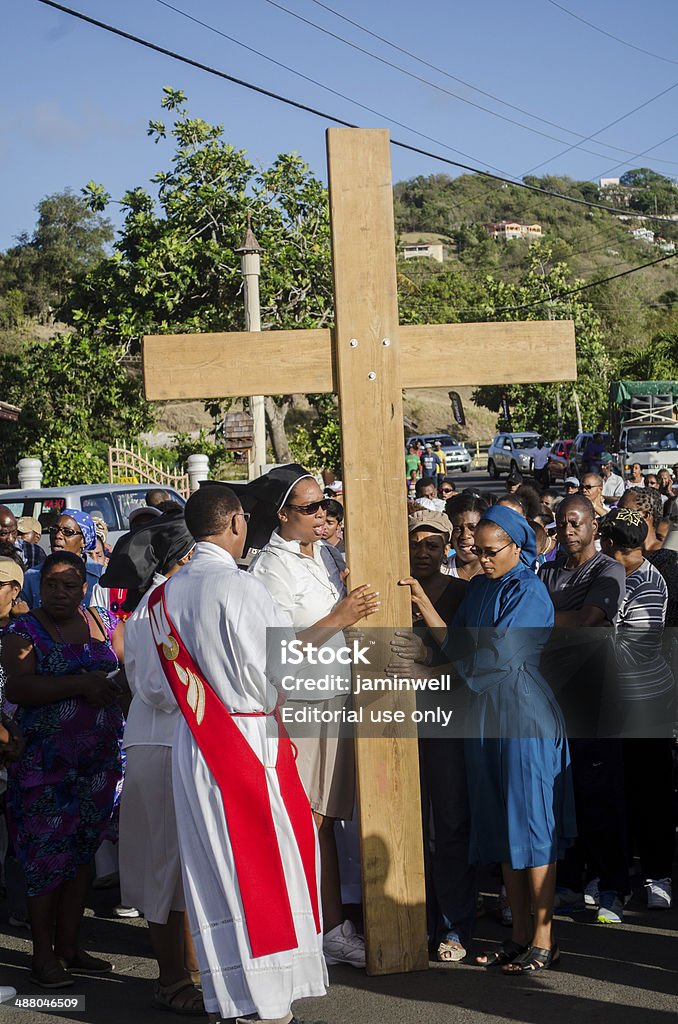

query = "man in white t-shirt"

[
  {"left": 530, "top": 436, "right": 550, "bottom": 490},
  {"left": 600, "top": 455, "right": 625, "bottom": 506}
]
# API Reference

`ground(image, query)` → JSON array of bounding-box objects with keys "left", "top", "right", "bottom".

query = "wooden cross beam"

[{"left": 143, "top": 128, "right": 577, "bottom": 977}]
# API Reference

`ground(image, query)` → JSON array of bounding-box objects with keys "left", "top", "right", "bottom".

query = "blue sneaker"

[
  {"left": 597, "top": 892, "right": 624, "bottom": 924},
  {"left": 553, "top": 886, "right": 585, "bottom": 913}
]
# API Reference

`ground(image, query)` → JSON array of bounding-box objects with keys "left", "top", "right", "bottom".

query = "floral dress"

[{"left": 6, "top": 610, "right": 123, "bottom": 897}]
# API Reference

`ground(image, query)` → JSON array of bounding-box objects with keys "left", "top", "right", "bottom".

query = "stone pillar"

[
  {"left": 17, "top": 458, "right": 42, "bottom": 489},
  {"left": 186, "top": 453, "right": 210, "bottom": 492}
]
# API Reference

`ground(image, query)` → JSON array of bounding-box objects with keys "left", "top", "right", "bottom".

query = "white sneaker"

[
  {"left": 597, "top": 894, "right": 624, "bottom": 924},
  {"left": 114, "top": 905, "right": 140, "bottom": 918},
  {"left": 645, "top": 878, "right": 672, "bottom": 910},
  {"left": 0, "top": 988, "right": 17, "bottom": 1003},
  {"left": 323, "top": 919, "right": 366, "bottom": 968},
  {"left": 584, "top": 877, "right": 600, "bottom": 908}
]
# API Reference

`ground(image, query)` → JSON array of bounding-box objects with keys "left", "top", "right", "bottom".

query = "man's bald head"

[{"left": 0, "top": 506, "right": 17, "bottom": 542}]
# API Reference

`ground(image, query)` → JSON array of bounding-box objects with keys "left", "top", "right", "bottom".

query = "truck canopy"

[{"left": 610, "top": 380, "right": 678, "bottom": 402}]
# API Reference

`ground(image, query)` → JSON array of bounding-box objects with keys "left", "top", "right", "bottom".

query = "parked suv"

[
  {"left": 0, "top": 484, "right": 186, "bottom": 549},
  {"left": 567, "top": 432, "right": 613, "bottom": 479},
  {"left": 487, "top": 432, "right": 541, "bottom": 479},
  {"left": 405, "top": 434, "right": 472, "bottom": 473}
]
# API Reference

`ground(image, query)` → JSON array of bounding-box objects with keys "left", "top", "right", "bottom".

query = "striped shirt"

[{"left": 616, "top": 559, "right": 674, "bottom": 707}]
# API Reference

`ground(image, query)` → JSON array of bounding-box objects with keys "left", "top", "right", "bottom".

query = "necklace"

[
  {"left": 456, "top": 560, "right": 482, "bottom": 581},
  {"left": 43, "top": 607, "right": 94, "bottom": 669}
]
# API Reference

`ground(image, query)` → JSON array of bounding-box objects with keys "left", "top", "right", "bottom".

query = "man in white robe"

[{"left": 156, "top": 486, "right": 327, "bottom": 1024}]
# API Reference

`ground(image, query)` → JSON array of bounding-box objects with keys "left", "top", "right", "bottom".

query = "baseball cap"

[
  {"left": 0, "top": 557, "right": 24, "bottom": 587},
  {"left": 408, "top": 509, "right": 453, "bottom": 543},
  {"left": 17, "top": 516, "right": 42, "bottom": 536},
  {"left": 564, "top": 477, "right": 580, "bottom": 487},
  {"left": 425, "top": 442, "right": 433, "bottom": 449}
]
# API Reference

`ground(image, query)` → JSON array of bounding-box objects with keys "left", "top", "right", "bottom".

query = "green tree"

[
  {"left": 472, "top": 245, "right": 613, "bottom": 435},
  {"left": 0, "top": 190, "right": 113, "bottom": 319},
  {"left": 0, "top": 332, "right": 152, "bottom": 484},
  {"left": 620, "top": 168, "right": 678, "bottom": 216},
  {"left": 72, "top": 88, "right": 333, "bottom": 460}
]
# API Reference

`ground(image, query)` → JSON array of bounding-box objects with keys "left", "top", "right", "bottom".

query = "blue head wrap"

[
  {"left": 62, "top": 508, "right": 97, "bottom": 552},
  {"left": 480, "top": 505, "right": 537, "bottom": 569}
]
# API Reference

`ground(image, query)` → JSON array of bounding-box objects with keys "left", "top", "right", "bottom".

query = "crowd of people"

[{"left": 0, "top": 459, "right": 676, "bottom": 1020}]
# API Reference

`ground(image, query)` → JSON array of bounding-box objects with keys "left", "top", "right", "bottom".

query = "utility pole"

[{"left": 236, "top": 213, "right": 266, "bottom": 479}]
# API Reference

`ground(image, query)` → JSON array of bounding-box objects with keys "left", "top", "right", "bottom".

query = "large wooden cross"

[{"left": 143, "top": 128, "right": 576, "bottom": 977}]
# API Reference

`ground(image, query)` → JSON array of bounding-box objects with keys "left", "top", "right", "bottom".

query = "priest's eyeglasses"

[
  {"left": 284, "top": 499, "right": 332, "bottom": 515},
  {"left": 470, "top": 541, "right": 513, "bottom": 559}
]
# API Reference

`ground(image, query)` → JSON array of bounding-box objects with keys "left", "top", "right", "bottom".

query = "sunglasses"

[
  {"left": 470, "top": 541, "right": 513, "bottom": 559},
  {"left": 580, "top": 484, "right": 600, "bottom": 492},
  {"left": 440, "top": 487, "right": 456, "bottom": 495},
  {"left": 284, "top": 499, "right": 332, "bottom": 515},
  {"left": 50, "top": 524, "right": 83, "bottom": 539}
]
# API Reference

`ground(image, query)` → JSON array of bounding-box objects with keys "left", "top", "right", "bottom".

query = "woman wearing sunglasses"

[
  {"left": 21, "top": 510, "right": 104, "bottom": 610},
  {"left": 249, "top": 468, "right": 379, "bottom": 970},
  {"left": 399, "top": 505, "right": 575, "bottom": 976}
]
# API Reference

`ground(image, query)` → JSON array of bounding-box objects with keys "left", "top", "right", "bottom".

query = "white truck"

[{"left": 610, "top": 381, "right": 678, "bottom": 476}]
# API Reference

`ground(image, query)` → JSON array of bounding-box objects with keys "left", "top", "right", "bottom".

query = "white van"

[{"left": 0, "top": 484, "right": 186, "bottom": 549}]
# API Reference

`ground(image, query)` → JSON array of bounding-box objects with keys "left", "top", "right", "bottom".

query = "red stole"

[{"left": 147, "top": 583, "right": 321, "bottom": 958}]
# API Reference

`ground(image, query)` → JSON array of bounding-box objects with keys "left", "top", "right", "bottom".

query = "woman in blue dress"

[{"left": 401, "top": 505, "right": 576, "bottom": 974}]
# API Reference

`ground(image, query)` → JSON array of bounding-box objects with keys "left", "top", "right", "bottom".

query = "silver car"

[
  {"left": 0, "top": 483, "right": 186, "bottom": 549},
  {"left": 405, "top": 434, "right": 472, "bottom": 473},
  {"left": 487, "top": 432, "right": 541, "bottom": 479}
]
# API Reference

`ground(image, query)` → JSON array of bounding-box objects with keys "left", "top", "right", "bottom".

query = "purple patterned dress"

[{"left": 6, "top": 610, "right": 123, "bottom": 897}]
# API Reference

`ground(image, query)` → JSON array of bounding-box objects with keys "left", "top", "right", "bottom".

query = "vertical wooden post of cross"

[{"left": 326, "top": 128, "right": 429, "bottom": 975}]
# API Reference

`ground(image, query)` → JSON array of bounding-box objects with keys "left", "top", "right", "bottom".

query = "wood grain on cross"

[{"left": 143, "top": 128, "right": 577, "bottom": 976}]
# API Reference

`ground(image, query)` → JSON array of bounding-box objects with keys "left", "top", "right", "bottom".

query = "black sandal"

[
  {"left": 503, "top": 944, "right": 560, "bottom": 974},
  {"left": 474, "top": 939, "right": 528, "bottom": 968}
]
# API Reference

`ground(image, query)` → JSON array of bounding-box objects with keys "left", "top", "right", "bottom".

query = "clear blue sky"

[{"left": 2, "top": 0, "right": 678, "bottom": 247}]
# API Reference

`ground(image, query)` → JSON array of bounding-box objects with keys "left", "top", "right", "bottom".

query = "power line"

[
  {"left": 544, "top": 0, "right": 678, "bottom": 66},
  {"left": 522, "top": 76, "right": 678, "bottom": 176},
  {"left": 251, "top": 0, "right": 671, "bottom": 167},
  {"left": 149, "top": 0, "right": 511, "bottom": 177},
  {"left": 301, "top": 0, "right": 678, "bottom": 170},
  {"left": 487, "top": 249, "right": 678, "bottom": 314},
  {"left": 595, "top": 127, "right": 678, "bottom": 181},
  {"left": 30, "top": 0, "right": 678, "bottom": 224}
]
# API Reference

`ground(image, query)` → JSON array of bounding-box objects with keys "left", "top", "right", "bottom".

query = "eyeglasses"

[
  {"left": 233, "top": 511, "right": 250, "bottom": 523},
  {"left": 284, "top": 499, "right": 331, "bottom": 515},
  {"left": 470, "top": 541, "right": 513, "bottom": 559},
  {"left": 49, "top": 524, "right": 83, "bottom": 539}
]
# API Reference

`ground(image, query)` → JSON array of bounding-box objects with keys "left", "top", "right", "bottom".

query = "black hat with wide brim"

[
  {"left": 200, "top": 463, "right": 314, "bottom": 554},
  {"left": 101, "top": 509, "right": 195, "bottom": 591}
]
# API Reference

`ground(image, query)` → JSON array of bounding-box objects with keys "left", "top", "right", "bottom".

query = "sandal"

[
  {"left": 58, "top": 950, "right": 113, "bottom": 973},
  {"left": 503, "top": 944, "right": 560, "bottom": 974},
  {"left": 474, "top": 939, "right": 528, "bottom": 968},
  {"left": 153, "top": 979, "right": 206, "bottom": 1017},
  {"left": 29, "top": 961, "right": 74, "bottom": 990},
  {"left": 437, "top": 940, "right": 466, "bottom": 962}
]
